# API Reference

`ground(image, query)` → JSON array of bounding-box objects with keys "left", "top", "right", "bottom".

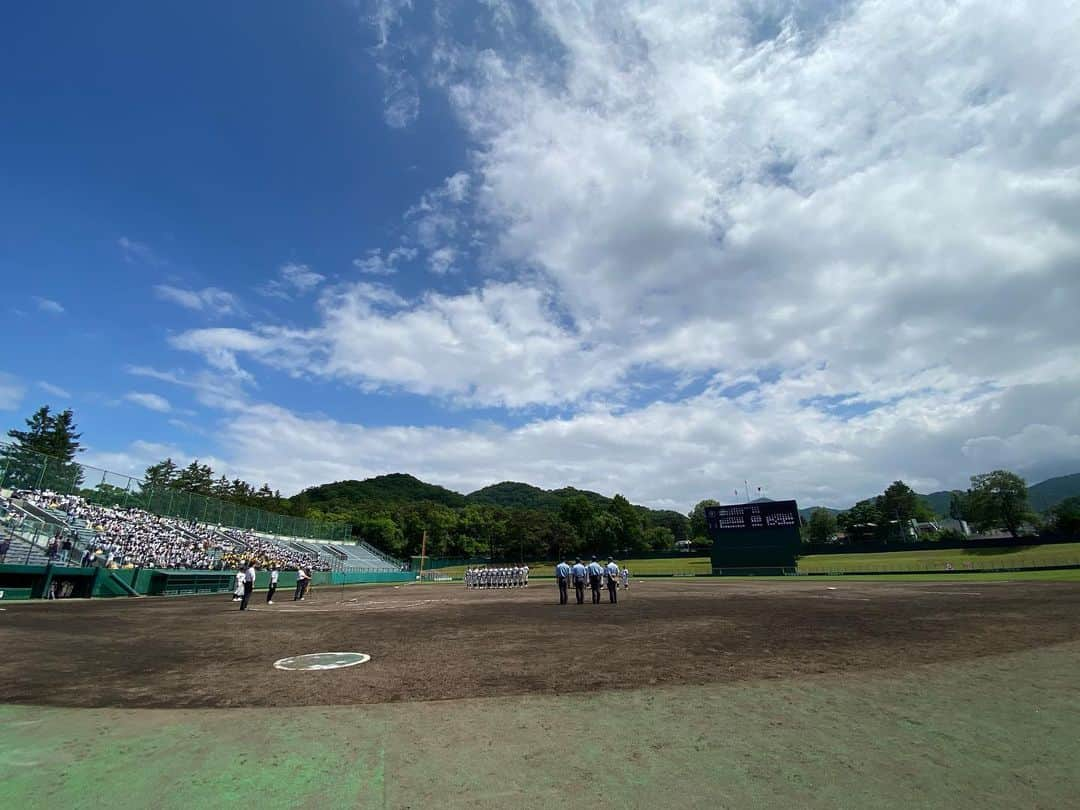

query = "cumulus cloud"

[
  {"left": 153, "top": 284, "right": 238, "bottom": 316},
  {"left": 153, "top": 0, "right": 1080, "bottom": 506},
  {"left": 170, "top": 280, "right": 622, "bottom": 407},
  {"left": 124, "top": 392, "right": 172, "bottom": 413},
  {"left": 201, "top": 370, "right": 1080, "bottom": 509}
]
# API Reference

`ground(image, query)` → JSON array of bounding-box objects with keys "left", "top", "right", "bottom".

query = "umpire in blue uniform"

[
  {"left": 587, "top": 557, "right": 604, "bottom": 604},
  {"left": 571, "top": 558, "right": 587, "bottom": 604},
  {"left": 555, "top": 559, "right": 571, "bottom": 605}
]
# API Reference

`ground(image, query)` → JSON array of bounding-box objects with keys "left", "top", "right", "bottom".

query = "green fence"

[{"left": 0, "top": 441, "right": 351, "bottom": 541}]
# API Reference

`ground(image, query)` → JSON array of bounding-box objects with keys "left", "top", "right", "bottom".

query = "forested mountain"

[
  {"left": 467, "top": 481, "right": 642, "bottom": 512},
  {"left": 293, "top": 474, "right": 467, "bottom": 509},
  {"left": 1028, "top": 473, "right": 1080, "bottom": 513}
]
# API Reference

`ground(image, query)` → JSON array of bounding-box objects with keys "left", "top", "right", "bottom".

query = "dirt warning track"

[{"left": 2, "top": 579, "right": 1079, "bottom": 709}]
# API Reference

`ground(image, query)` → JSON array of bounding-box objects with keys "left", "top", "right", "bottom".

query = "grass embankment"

[{"left": 429, "top": 543, "right": 1080, "bottom": 580}]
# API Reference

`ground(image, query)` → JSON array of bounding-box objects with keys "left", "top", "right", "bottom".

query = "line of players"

[{"left": 464, "top": 565, "right": 530, "bottom": 589}]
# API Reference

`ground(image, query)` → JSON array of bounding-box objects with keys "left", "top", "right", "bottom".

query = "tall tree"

[
  {"left": 1, "top": 405, "right": 83, "bottom": 491},
  {"left": 948, "top": 491, "right": 969, "bottom": 521},
  {"left": 807, "top": 508, "right": 838, "bottom": 544},
  {"left": 608, "top": 494, "right": 644, "bottom": 553},
  {"left": 1049, "top": 496, "right": 1080, "bottom": 537},
  {"left": 644, "top": 525, "right": 675, "bottom": 551},
  {"left": 559, "top": 494, "right": 595, "bottom": 547},
  {"left": 174, "top": 460, "right": 215, "bottom": 495},
  {"left": 688, "top": 499, "right": 720, "bottom": 539},
  {"left": 141, "top": 458, "right": 179, "bottom": 493},
  {"left": 967, "top": 470, "right": 1033, "bottom": 538}
]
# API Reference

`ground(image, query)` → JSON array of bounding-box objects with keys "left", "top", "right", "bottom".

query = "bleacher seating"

[{"left": 1, "top": 489, "right": 404, "bottom": 573}]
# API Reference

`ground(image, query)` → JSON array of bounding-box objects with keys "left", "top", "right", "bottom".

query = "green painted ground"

[
  {"left": 3, "top": 641, "right": 1078, "bottom": 809},
  {"left": 433, "top": 543, "right": 1080, "bottom": 579}
]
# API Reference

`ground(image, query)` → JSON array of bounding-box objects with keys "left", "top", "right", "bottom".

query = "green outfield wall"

[{"left": 0, "top": 563, "right": 412, "bottom": 599}]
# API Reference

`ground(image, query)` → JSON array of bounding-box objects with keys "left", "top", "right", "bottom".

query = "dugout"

[{"left": 706, "top": 500, "right": 801, "bottom": 575}]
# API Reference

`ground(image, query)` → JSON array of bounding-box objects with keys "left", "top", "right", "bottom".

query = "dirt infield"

[{"left": 3, "top": 578, "right": 1080, "bottom": 709}]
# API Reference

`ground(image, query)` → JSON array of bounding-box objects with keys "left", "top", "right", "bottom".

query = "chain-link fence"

[{"left": 0, "top": 442, "right": 351, "bottom": 541}]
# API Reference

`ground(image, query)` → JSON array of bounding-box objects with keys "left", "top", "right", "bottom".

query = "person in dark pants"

[
  {"left": 266, "top": 566, "right": 279, "bottom": 604},
  {"left": 294, "top": 567, "right": 310, "bottom": 601},
  {"left": 605, "top": 558, "right": 620, "bottom": 604},
  {"left": 587, "top": 557, "right": 604, "bottom": 604},
  {"left": 555, "top": 560, "right": 571, "bottom": 605},
  {"left": 571, "top": 558, "right": 587, "bottom": 604},
  {"left": 239, "top": 562, "right": 256, "bottom": 610}
]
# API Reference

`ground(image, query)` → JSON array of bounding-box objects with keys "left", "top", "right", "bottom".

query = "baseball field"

[
  {"left": 432, "top": 542, "right": 1080, "bottom": 578},
  {"left": 3, "top": 575, "right": 1080, "bottom": 808}
]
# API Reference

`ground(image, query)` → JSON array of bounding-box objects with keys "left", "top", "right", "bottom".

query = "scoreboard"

[{"left": 705, "top": 500, "right": 801, "bottom": 574}]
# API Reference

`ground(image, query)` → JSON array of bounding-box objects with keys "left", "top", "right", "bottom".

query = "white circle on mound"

[{"left": 273, "top": 652, "right": 370, "bottom": 671}]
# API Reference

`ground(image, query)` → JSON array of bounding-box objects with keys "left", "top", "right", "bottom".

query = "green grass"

[
  {"left": 799, "top": 542, "right": 1080, "bottom": 573},
  {"left": 429, "top": 543, "right": 1080, "bottom": 579}
]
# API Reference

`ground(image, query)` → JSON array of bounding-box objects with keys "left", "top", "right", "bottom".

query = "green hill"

[
  {"left": 918, "top": 491, "right": 957, "bottom": 518},
  {"left": 293, "top": 473, "right": 467, "bottom": 508},
  {"left": 799, "top": 506, "right": 843, "bottom": 521},
  {"left": 1028, "top": 473, "right": 1080, "bottom": 512},
  {"left": 466, "top": 481, "right": 629, "bottom": 512},
  {"left": 465, "top": 481, "right": 566, "bottom": 511}
]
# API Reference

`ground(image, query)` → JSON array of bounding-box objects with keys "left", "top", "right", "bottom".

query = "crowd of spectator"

[
  {"left": 219, "top": 528, "right": 330, "bottom": 572},
  {"left": 12, "top": 489, "right": 328, "bottom": 572}
]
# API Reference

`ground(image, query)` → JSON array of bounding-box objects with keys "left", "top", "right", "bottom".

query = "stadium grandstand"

[{"left": 0, "top": 445, "right": 403, "bottom": 574}]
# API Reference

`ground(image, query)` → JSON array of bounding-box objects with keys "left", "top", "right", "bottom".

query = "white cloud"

[
  {"left": 200, "top": 370, "right": 1080, "bottom": 509},
  {"left": 37, "top": 381, "right": 71, "bottom": 399},
  {"left": 147, "top": 0, "right": 1080, "bottom": 507},
  {"left": 81, "top": 440, "right": 187, "bottom": 480},
  {"left": 369, "top": 1, "right": 421, "bottom": 127},
  {"left": 34, "top": 297, "right": 65, "bottom": 314},
  {"left": 117, "top": 237, "right": 161, "bottom": 265},
  {"left": 380, "top": 65, "right": 420, "bottom": 128},
  {"left": 427, "top": 246, "right": 456, "bottom": 274},
  {"left": 153, "top": 285, "right": 238, "bottom": 316},
  {"left": 258, "top": 262, "right": 326, "bottom": 300},
  {"left": 171, "top": 280, "right": 625, "bottom": 407},
  {"left": 124, "top": 392, "right": 172, "bottom": 413},
  {"left": 0, "top": 372, "right": 25, "bottom": 410},
  {"left": 353, "top": 246, "right": 418, "bottom": 275}
]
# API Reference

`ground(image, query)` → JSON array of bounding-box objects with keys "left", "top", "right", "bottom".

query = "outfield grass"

[
  {"left": 799, "top": 542, "right": 1080, "bottom": 573},
  {"left": 430, "top": 543, "right": 1080, "bottom": 579}
]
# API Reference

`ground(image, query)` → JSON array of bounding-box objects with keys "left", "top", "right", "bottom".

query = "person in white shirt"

[
  {"left": 294, "top": 567, "right": 310, "bottom": 601},
  {"left": 233, "top": 570, "right": 245, "bottom": 602},
  {"left": 605, "top": 558, "right": 621, "bottom": 603},
  {"left": 621, "top": 566, "right": 630, "bottom": 589},
  {"left": 240, "top": 563, "right": 256, "bottom": 610},
  {"left": 522, "top": 564, "right": 530, "bottom": 587},
  {"left": 266, "top": 566, "right": 279, "bottom": 604}
]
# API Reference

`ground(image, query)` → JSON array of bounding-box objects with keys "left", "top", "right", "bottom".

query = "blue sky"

[{"left": 2, "top": 1, "right": 1078, "bottom": 509}]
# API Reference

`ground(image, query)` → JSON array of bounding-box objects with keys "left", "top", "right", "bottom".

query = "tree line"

[
  {"left": 803, "top": 471, "right": 1079, "bottom": 545},
  {"left": 4, "top": 404, "right": 1076, "bottom": 561}
]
